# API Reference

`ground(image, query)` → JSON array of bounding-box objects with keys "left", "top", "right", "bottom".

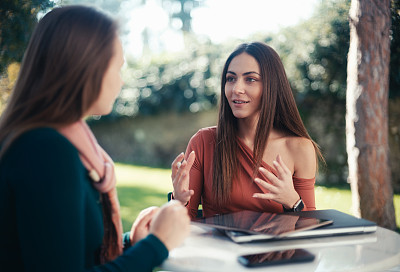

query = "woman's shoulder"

[
  {"left": 285, "top": 136, "right": 316, "bottom": 178},
  {"left": 285, "top": 136, "right": 314, "bottom": 154},
  {"left": 15, "top": 127, "right": 74, "bottom": 149},
  {"left": 4, "top": 127, "right": 78, "bottom": 162},
  {"left": 1, "top": 127, "right": 82, "bottom": 185},
  {"left": 191, "top": 126, "right": 216, "bottom": 141}
]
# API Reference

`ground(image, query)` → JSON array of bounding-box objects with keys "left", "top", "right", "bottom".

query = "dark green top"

[{"left": 0, "top": 128, "right": 168, "bottom": 271}]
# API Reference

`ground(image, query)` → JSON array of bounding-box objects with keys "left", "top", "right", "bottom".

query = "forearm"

[{"left": 98, "top": 234, "right": 168, "bottom": 272}]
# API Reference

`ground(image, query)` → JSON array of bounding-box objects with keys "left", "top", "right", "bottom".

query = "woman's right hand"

[
  {"left": 149, "top": 200, "right": 191, "bottom": 250},
  {"left": 171, "top": 151, "right": 195, "bottom": 204}
]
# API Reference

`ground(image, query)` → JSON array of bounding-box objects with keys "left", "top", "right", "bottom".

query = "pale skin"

[
  {"left": 171, "top": 151, "right": 196, "bottom": 204},
  {"left": 129, "top": 200, "right": 191, "bottom": 250},
  {"left": 172, "top": 52, "right": 316, "bottom": 210},
  {"left": 88, "top": 36, "right": 191, "bottom": 250}
]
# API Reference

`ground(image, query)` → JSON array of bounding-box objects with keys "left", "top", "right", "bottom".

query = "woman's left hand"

[
  {"left": 129, "top": 206, "right": 159, "bottom": 245},
  {"left": 252, "top": 154, "right": 300, "bottom": 209}
]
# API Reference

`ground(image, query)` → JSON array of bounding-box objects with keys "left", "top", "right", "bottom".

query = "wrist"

[
  {"left": 283, "top": 196, "right": 304, "bottom": 212},
  {"left": 283, "top": 194, "right": 300, "bottom": 209},
  {"left": 171, "top": 192, "right": 189, "bottom": 206}
]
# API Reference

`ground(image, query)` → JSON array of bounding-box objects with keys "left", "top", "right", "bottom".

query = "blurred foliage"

[
  {"left": 390, "top": 0, "right": 400, "bottom": 99},
  {"left": 111, "top": 37, "right": 230, "bottom": 118},
  {"left": 5, "top": 62, "right": 20, "bottom": 89},
  {"left": 0, "top": 62, "right": 20, "bottom": 114},
  {"left": 162, "top": 0, "right": 204, "bottom": 33},
  {"left": 0, "top": 0, "right": 53, "bottom": 74},
  {"left": 56, "top": 0, "right": 126, "bottom": 14}
]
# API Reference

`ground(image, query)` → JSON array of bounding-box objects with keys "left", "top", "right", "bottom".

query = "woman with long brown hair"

[
  {"left": 172, "top": 42, "right": 323, "bottom": 219},
  {"left": 0, "top": 5, "right": 190, "bottom": 271}
]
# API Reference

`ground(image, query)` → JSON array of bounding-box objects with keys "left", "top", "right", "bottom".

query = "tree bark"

[{"left": 346, "top": 0, "right": 396, "bottom": 229}]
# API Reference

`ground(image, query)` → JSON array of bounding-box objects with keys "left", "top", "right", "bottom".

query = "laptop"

[
  {"left": 192, "top": 209, "right": 377, "bottom": 243},
  {"left": 285, "top": 209, "right": 377, "bottom": 237},
  {"left": 192, "top": 210, "right": 333, "bottom": 243}
]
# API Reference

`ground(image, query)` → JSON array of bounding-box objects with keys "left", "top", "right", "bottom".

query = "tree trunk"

[{"left": 346, "top": 0, "right": 396, "bottom": 229}]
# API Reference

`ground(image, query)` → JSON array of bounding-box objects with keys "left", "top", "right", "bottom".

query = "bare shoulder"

[
  {"left": 286, "top": 137, "right": 315, "bottom": 155},
  {"left": 286, "top": 137, "right": 316, "bottom": 178}
]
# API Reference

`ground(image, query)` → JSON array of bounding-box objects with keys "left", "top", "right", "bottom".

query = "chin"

[
  {"left": 232, "top": 112, "right": 247, "bottom": 119},
  {"left": 92, "top": 108, "right": 113, "bottom": 116}
]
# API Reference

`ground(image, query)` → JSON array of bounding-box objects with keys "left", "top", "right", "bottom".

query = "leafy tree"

[{"left": 0, "top": 0, "right": 53, "bottom": 73}]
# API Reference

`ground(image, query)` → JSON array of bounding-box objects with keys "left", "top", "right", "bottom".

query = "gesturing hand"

[
  {"left": 130, "top": 206, "right": 159, "bottom": 245},
  {"left": 252, "top": 154, "right": 300, "bottom": 209},
  {"left": 150, "top": 200, "right": 191, "bottom": 250},
  {"left": 171, "top": 151, "right": 195, "bottom": 204}
]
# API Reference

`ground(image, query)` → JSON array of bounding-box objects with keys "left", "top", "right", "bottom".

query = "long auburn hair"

[
  {"left": 212, "top": 42, "right": 323, "bottom": 206},
  {"left": 0, "top": 6, "right": 119, "bottom": 262}
]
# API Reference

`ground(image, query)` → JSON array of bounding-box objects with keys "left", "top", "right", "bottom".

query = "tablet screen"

[{"left": 192, "top": 210, "right": 332, "bottom": 238}]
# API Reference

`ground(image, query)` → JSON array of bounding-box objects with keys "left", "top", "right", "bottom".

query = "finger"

[
  {"left": 171, "top": 152, "right": 185, "bottom": 177},
  {"left": 172, "top": 152, "right": 184, "bottom": 167},
  {"left": 136, "top": 209, "right": 156, "bottom": 228},
  {"left": 254, "top": 178, "right": 276, "bottom": 192},
  {"left": 175, "top": 157, "right": 193, "bottom": 189},
  {"left": 272, "top": 160, "right": 285, "bottom": 178},
  {"left": 174, "top": 160, "right": 188, "bottom": 188},
  {"left": 134, "top": 207, "right": 159, "bottom": 230},
  {"left": 252, "top": 192, "right": 275, "bottom": 200},
  {"left": 186, "top": 151, "right": 195, "bottom": 168},
  {"left": 172, "top": 159, "right": 187, "bottom": 185},
  {"left": 258, "top": 168, "right": 280, "bottom": 185},
  {"left": 181, "top": 189, "right": 194, "bottom": 200},
  {"left": 137, "top": 206, "right": 158, "bottom": 220},
  {"left": 276, "top": 155, "right": 291, "bottom": 174}
]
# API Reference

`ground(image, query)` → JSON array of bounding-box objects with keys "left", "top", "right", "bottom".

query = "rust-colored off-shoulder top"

[{"left": 184, "top": 127, "right": 316, "bottom": 219}]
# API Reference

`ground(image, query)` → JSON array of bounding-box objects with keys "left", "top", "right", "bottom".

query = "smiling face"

[
  {"left": 224, "top": 52, "right": 263, "bottom": 123},
  {"left": 87, "top": 36, "right": 125, "bottom": 116}
]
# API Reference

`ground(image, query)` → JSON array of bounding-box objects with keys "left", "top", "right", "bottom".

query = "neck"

[{"left": 237, "top": 116, "right": 259, "bottom": 147}]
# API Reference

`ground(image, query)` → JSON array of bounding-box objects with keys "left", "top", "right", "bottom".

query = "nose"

[{"left": 233, "top": 79, "right": 245, "bottom": 94}]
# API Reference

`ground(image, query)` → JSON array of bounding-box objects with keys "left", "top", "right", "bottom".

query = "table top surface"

[{"left": 161, "top": 223, "right": 400, "bottom": 272}]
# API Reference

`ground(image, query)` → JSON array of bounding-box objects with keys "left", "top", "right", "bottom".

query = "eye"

[
  {"left": 246, "top": 77, "right": 258, "bottom": 83},
  {"left": 226, "top": 76, "right": 236, "bottom": 82}
]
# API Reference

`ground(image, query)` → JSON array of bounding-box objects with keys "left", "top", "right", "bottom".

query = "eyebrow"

[{"left": 227, "top": 71, "right": 261, "bottom": 76}]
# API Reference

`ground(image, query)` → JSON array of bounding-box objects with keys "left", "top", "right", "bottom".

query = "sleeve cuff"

[
  {"left": 123, "top": 232, "right": 131, "bottom": 250},
  {"left": 140, "top": 234, "right": 169, "bottom": 263}
]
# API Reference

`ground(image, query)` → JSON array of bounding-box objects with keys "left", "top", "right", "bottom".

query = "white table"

[{"left": 161, "top": 224, "right": 400, "bottom": 271}]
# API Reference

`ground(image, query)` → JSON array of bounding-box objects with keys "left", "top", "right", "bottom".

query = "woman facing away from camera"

[
  {"left": 0, "top": 5, "right": 191, "bottom": 271},
  {"left": 172, "top": 42, "right": 324, "bottom": 219}
]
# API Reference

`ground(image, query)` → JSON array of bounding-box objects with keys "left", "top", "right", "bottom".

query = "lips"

[{"left": 233, "top": 99, "right": 249, "bottom": 104}]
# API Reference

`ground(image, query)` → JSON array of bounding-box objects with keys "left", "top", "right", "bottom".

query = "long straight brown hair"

[
  {"left": 0, "top": 6, "right": 119, "bottom": 262},
  {"left": 212, "top": 42, "right": 323, "bottom": 206}
]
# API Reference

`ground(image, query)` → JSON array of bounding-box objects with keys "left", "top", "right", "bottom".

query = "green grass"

[
  {"left": 115, "top": 163, "right": 400, "bottom": 232},
  {"left": 115, "top": 163, "right": 173, "bottom": 231}
]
